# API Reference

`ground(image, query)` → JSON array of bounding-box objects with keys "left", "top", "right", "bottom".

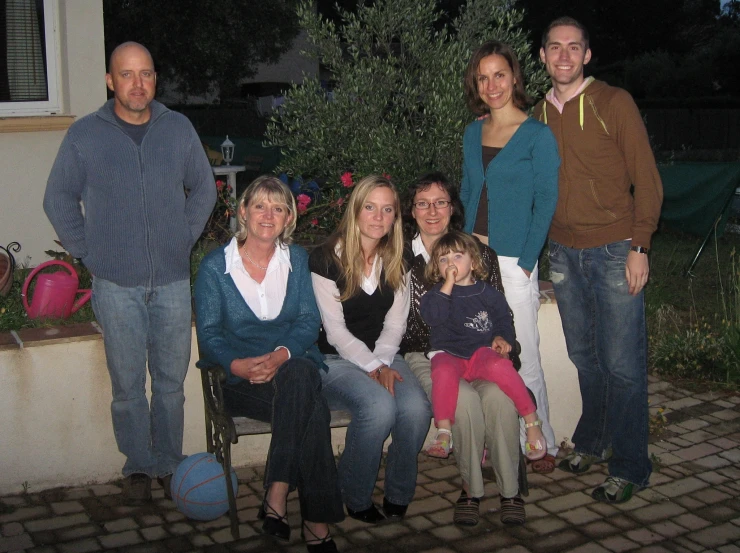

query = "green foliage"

[
  {"left": 102, "top": 0, "right": 300, "bottom": 100},
  {"left": 266, "top": 0, "right": 547, "bottom": 226},
  {"left": 647, "top": 233, "right": 740, "bottom": 386}
]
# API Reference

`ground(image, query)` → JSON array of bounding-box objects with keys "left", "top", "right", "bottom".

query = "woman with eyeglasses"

[
  {"left": 400, "top": 172, "right": 525, "bottom": 526},
  {"left": 460, "top": 41, "right": 561, "bottom": 475}
]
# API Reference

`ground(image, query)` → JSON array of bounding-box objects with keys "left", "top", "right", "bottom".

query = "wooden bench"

[
  {"left": 197, "top": 360, "right": 351, "bottom": 540},
  {"left": 198, "top": 359, "right": 529, "bottom": 541}
]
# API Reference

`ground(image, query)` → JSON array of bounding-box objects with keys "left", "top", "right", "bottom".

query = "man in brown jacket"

[{"left": 533, "top": 17, "right": 663, "bottom": 504}]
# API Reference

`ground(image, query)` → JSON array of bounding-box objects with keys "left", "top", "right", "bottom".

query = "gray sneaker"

[
  {"left": 592, "top": 476, "right": 641, "bottom": 504},
  {"left": 123, "top": 473, "right": 152, "bottom": 505},
  {"left": 558, "top": 452, "right": 600, "bottom": 474}
]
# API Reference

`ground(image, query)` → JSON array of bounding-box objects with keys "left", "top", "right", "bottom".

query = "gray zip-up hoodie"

[{"left": 44, "top": 99, "right": 216, "bottom": 287}]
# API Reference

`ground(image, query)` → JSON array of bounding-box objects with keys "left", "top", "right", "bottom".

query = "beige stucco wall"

[
  {"left": 0, "top": 302, "right": 579, "bottom": 495},
  {"left": 0, "top": 1, "right": 106, "bottom": 267}
]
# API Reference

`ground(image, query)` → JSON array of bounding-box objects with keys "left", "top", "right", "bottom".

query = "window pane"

[{"left": 0, "top": 0, "right": 49, "bottom": 103}]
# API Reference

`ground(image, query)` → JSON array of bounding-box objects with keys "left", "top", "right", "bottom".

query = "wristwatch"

[{"left": 630, "top": 246, "right": 649, "bottom": 254}]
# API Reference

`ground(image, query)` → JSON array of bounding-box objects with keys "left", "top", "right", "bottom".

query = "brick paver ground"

[{"left": 2, "top": 375, "right": 739, "bottom": 552}]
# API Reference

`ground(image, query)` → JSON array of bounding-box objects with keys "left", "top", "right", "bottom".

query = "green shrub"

[{"left": 266, "top": 0, "right": 547, "bottom": 230}]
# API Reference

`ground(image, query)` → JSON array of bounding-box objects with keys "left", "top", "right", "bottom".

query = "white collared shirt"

[
  {"left": 311, "top": 243, "right": 410, "bottom": 372},
  {"left": 412, "top": 234, "right": 431, "bottom": 263},
  {"left": 224, "top": 237, "right": 292, "bottom": 321}
]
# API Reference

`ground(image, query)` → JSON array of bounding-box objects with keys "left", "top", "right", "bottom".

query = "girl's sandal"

[
  {"left": 425, "top": 428, "right": 453, "bottom": 458},
  {"left": 524, "top": 419, "right": 547, "bottom": 461}
]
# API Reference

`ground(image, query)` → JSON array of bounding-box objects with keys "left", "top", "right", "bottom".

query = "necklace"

[{"left": 240, "top": 245, "right": 273, "bottom": 271}]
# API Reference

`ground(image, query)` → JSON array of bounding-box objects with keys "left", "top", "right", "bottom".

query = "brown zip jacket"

[{"left": 533, "top": 79, "right": 663, "bottom": 249}]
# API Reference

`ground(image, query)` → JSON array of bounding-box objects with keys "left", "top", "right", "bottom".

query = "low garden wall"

[{"left": 0, "top": 289, "right": 579, "bottom": 495}]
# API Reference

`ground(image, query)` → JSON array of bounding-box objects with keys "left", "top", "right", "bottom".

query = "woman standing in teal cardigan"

[
  {"left": 195, "top": 176, "right": 343, "bottom": 553},
  {"left": 460, "top": 41, "right": 561, "bottom": 473}
]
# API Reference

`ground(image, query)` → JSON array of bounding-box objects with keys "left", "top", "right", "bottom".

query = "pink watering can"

[{"left": 22, "top": 260, "right": 92, "bottom": 320}]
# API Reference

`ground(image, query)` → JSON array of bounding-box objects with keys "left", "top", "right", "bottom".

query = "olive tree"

[{"left": 266, "top": 0, "right": 547, "bottom": 225}]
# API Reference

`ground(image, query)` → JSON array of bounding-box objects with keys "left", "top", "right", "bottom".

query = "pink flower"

[
  {"left": 383, "top": 173, "right": 391, "bottom": 181},
  {"left": 215, "top": 179, "right": 225, "bottom": 191},
  {"left": 340, "top": 172, "right": 354, "bottom": 188},
  {"left": 336, "top": 197, "right": 345, "bottom": 207},
  {"left": 297, "top": 193, "right": 311, "bottom": 205},
  {"left": 311, "top": 218, "right": 319, "bottom": 226},
  {"left": 297, "top": 203, "right": 308, "bottom": 214}
]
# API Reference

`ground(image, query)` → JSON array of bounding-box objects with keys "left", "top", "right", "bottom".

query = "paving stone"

[
  {"left": 719, "top": 448, "right": 740, "bottom": 463},
  {"left": 664, "top": 425, "right": 689, "bottom": 436},
  {"left": 211, "top": 525, "right": 255, "bottom": 543},
  {"left": 139, "top": 525, "right": 168, "bottom": 541},
  {"left": 693, "top": 455, "right": 734, "bottom": 469},
  {"left": 652, "top": 477, "right": 710, "bottom": 498},
  {"left": 673, "top": 513, "right": 712, "bottom": 531},
  {"left": 0, "top": 506, "right": 50, "bottom": 524},
  {"left": 690, "top": 487, "right": 733, "bottom": 504},
  {"left": 672, "top": 535, "right": 707, "bottom": 552},
  {"left": 98, "top": 530, "right": 142, "bottom": 549},
  {"left": 711, "top": 409, "right": 740, "bottom": 421},
  {"left": 674, "top": 443, "right": 722, "bottom": 461},
  {"left": 56, "top": 524, "right": 102, "bottom": 541},
  {"left": 625, "top": 528, "right": 664, "bottom": 545},
  {"left": 524, "top": 515, "right": 568, "bottom": 535},
  {"left": 612, "top": 495, "right": 651, "bottom": 511},
  {"left": 0, "top": 533, "right": 34, "bottom": 553},
  {"left": 557, "top": 506, "right": 602, "bottom": 525},
  {"left": 0, "top": 523, "right": 23, "bottom": 538},
  {"left": 667, "top": 437, "right": 693, "bottom": 447},
  {"left": 523, "top": 504, "right": 549, "bottom": 519},
  {"left": 681, "top": 429, "right": 718, "bottom": 443},
  {"left": 88, "top": 485, "right": 121, "bottom": 498},
  {"left": 25, "top": 513, "right": 90, "bottom": 532},
  {"left": 57, "top": 538, "right": 102, "bottom": 553},
  {"left": 695, "top": 504, "right": 740, "bottom": 522},
  {"left": 607, "top": 515, "right": 639, "bottom": 531},
  {"left": 538, "top": 492, "right": 594, "bottom": 514},
  {"left": 565, "top": 544, "right": 611, "bottom": 553},
  {"left": 136, "top": 514, "right": 164, "bottom": 527},
  {"left": 663, "top": 398, "right": 703, "bottom": 411},
  {"left": 528, "top": 529, "right": 586, "bottom": 550},
  {"left": 423, "top": 466, "right": 460, "bottom": 480},
  {"left": 427, "top": 524, "right": 466, "bottom": 541},
  {"left": 717, "top": 545, "right": 740, "bottom": 553},
  {"left": 672, "top": 496, "right": 706, "bottom": 510},
  {"left": 103, "top": 517, "right": 139, "bottom": 533},
  {"left": 686, "top": 521, "right": 740, "bottom": 548},
  {"left": 405, "top": 494, "right": 451, "bottom": 516},
  {"left": 653, "top": 453, "right": 684, "bottom": 466},
  {"left": 50, "top": 502, "right": 85, "bottom": 516},
  {"left": 579, "top": 520, "right": 621, "bottom": 539},
  {"left": 405, "top": 515, "right": 436, "bottom": 532},
  {"left": 598, "top": 534, "right": 640, "bottom": 551},
  {"left": 629, "top": 501, "right": 687, "bottom": 523},
  {"left": 677, "top": 419, "right": 711, "bottom": 431},
  {"left": 648, "top": 520, "right": 688, "bottom": 538}
]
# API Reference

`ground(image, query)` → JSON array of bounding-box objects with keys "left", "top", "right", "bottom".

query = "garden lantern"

[{"left": 220, "top": 135, "right": 234, "bottom": 166}]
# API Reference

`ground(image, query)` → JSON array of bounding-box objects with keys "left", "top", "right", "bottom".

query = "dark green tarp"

[{"left": 659, "top": 162, "right": 740, "bottom": 237}]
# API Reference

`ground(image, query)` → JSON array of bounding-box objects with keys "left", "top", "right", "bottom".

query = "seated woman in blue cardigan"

[{"left": 194, "top": 175, "right": 343, "bottom": 553}]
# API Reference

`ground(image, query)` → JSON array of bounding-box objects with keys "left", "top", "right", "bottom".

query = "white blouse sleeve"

[
  {"left": 372, "top": 271, "right": 410, "bottom": 365},
  {"left": 311, "top": 272, "right": 384, "bottom": 372}
]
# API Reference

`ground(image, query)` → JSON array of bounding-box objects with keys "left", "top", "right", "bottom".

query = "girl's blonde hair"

[
  {"left": 235, "top": 175, "right": 296, "bottom": 245},
  {"left": 326, "top": 175, "right": 405, "bottom": 301},
  {"left": 425, "top": 231, "right": 488, "bottom": 283}
]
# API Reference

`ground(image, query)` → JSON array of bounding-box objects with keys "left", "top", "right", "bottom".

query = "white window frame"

[{"left": 0, "top": 0, "right": 62, "bottom": 116}]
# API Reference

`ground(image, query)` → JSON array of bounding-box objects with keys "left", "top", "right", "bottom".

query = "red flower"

[
  {"left": 216, "top": 179, "right": 225, "bottom": 191},
  {"left": 311, "top": 218, "right": 319, "bottom": 226},
  {"left": 297, "top": 193, "right": 311, "bottom": 207},
  {"left": 383, "top": 173, "right": 392, "bottom": 181},
  {"left": 340, "top": 172, "right": 354, "bottom": 188},
  {"left": 297, "top": 203, "right": 308, "bottom": 214}
]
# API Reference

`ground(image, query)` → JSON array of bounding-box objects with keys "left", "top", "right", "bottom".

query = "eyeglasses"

[{"left": 413, "top": 199, "right": 451, "bottom": 210}]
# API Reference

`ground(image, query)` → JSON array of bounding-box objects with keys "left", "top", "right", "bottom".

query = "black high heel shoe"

[
  {"left": 257, "top": 492, "right": 290, "bottom": 541},
  {"left": 302, "top": 521, "right": 339, "bottom": 553}
]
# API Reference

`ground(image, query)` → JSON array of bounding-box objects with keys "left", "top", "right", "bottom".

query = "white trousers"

[{"left": 497, "top": 255, "right": 559, "bottom": 456}]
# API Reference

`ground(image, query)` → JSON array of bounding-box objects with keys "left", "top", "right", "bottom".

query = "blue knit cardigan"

[
  {"left": 460, "top": 117, "right": 560, "bottom": 272},
  {"left": 194, "top": 243, "right": 324, "bottom": 384},
  {"left": 44, "top": 99, "right": 215, "bottom": 287}
]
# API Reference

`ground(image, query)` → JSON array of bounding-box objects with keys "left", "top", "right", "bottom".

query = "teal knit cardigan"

[
  {"left": 460, "top": 117, "right": 560, "bottom": 272},
  {"left": 194, "top": 243, "right": 324, "bottom": 384}
]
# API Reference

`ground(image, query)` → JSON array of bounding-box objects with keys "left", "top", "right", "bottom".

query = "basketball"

[{"left": 171, "top": 452, "right": 238, "bottom": 521}]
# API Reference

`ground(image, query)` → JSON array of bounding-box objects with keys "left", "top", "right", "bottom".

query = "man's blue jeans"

[
  {"left": 549, "top": 239, "right": 651, "bottom": 488},
  {"left": 321, "top": 354, "right": 431, "bottom": 511},
  {"left": 92, "top": 277, "right": 191, "bottom": 478}
]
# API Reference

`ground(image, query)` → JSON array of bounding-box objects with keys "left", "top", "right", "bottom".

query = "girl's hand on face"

[{"left": 444, "top": 264, "right": 458, "bottom": 283}]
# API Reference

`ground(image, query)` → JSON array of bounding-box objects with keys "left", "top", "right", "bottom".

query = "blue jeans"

[
  {"left": 549, "top": 240, "right": 651, "bottom": 488},
  {"left": 321, "top": 354, "right": 431, "bottom": 511},
  {"left": 92, "top": 277, "right": 192, "bottom": 478}
]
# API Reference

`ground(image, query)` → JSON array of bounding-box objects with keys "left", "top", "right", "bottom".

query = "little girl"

[{"left": 420, "top": 231, "right": 546, "bottom": 461}]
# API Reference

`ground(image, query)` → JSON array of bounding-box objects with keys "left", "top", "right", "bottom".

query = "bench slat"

[{"left": 232, "top": 410, "right": 352, "bottom": 436}]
